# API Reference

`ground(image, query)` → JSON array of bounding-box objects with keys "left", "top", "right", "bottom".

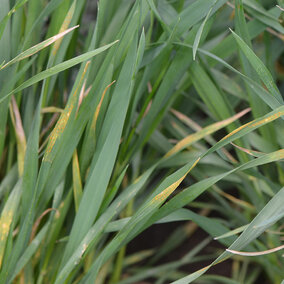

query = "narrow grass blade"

[
  {"left": 231, "top": 143, "right": 264, "bottom": 157},
  {"left": 0, "top": 0, "right": 27, "bottom": 41},
  {"left": 9, "top": 225, "right": 49, "bottom": 281},
  {"left": 0, "top": 180, "right": 22, "bottom": 268},
  {"left": 0, "top": 41, "right": 118, "bottom": 104},
  {"left": 205, "top": 106, "right": 284, "bottom": 157},
  {"left": 42, "top": 61, "right": 91, "bottom": 166},
  {"left": 99, "top": 165, "right": 129, "bottom": 215},
  {"left": 80, "top": 81, "right": 115, "bottom": 176},
  {"left": 214, "top": 225, "right": 248, "bottom": 240},
  {"left": 227, "top": 244, "right": 284, "bottom": 256},
  {"left": 38, "top": 190, "right": 73, "bottom": 283},
  {"left": 0, "top": 165, "right": 17, "bottom": 199},
  {"left": 243, "top": 0, "right": 284, "bottom": 34},
  {"left": 230, "top": 28, "right": 283, "bottom": 105},
  {"left": 234, "top": 0, "right": 276, "bottom": 146},
  {"left": 175, "top": 42, "right": 283, "bottom": 110},
  {"left": 9, "top": 96, "right": 26, "bottom": 176},
  {"left": 193, "top": 3, "right": 215, "bottom": 60},
  {"left": 72, "top": 150, "right": 83, "bottom": 212},
  {"left": 177, "top": 0, "right": 227, "bottom": 35},
  {"left": 22, "top": 0, "right": 66, "bottom": 47},
  {"left": 50, "top": 1, "right": 77, "bottom": 57},
  {"left": 146, "top": 0, "right": 170, "bottom": 34},
  {"left": 0, "top": 25, "right": 78, "bottom": 70},
  {"left": 165, "top": 108, "right": 250, "bottom": 158}
]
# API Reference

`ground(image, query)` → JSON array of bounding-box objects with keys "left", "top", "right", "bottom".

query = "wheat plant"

[{"left": 0, "top": 0, "right": 284, "bottom": 283}]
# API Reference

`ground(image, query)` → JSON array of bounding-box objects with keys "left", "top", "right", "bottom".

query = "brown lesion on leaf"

[{"left": 43, "top": 62, "right": 91, "bottom": 163}]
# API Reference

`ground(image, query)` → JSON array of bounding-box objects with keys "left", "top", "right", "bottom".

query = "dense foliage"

[{"left": 0, "top": 0, "right": 284, "bottom": 283}]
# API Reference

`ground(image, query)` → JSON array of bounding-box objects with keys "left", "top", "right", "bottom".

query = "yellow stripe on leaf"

[
  {"left": 165, "top": 108, "right": 250, "bottom": 158},
  {"left": 152, "top": 158, "right": 200, "bottom": 204}
]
